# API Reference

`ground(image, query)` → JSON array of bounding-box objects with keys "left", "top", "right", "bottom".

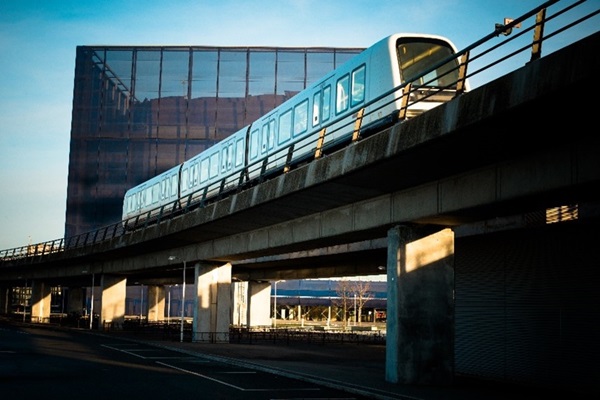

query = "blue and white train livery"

[{"left": 122, "top": 33, "right": 468, "bottom": 227}]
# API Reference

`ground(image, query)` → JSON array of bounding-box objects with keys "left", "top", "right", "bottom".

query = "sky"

[{"left": 0, "top": 0, "right": 598, "bottom": 251}]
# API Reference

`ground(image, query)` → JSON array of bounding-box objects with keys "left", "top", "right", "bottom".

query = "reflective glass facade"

[{"left": 66, "top": 45, "right": 363, "bottom": 238}]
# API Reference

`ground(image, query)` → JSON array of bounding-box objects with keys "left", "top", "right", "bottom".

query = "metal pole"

[
  {"left": 89, "top": 273, "right": 95, "bottom": 330},
  {"left": 273, "top": 281, "right": 277, "bottom": 329},
  {"left": 180, "top": 261, "right": 186, "bottom": 342},
  {"left": 167, "top": 286, "right": 171, "bottom": 325},
  {"left": 139, "top": 284, "right": 143, "bottom": 323},
  {"left": 354, "top": 294, "right": 357, "bottom": 326},
  {"left": 23, "top": 279, "right": 27, "bottom": 323}
]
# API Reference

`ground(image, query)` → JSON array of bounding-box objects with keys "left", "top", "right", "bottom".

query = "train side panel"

[
  {"left": 122, "top": 164, "right": 181, "bottom": 227},
  {"left": 180, "top": 126, "right": 248, "bottom": 206}
]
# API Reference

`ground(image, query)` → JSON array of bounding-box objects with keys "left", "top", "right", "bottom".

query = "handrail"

[{"left": 1, "top": 0, "right": 598, "bottom": 264}]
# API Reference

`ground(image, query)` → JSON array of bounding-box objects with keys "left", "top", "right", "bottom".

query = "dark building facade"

[{"left": 66, "top": 45, "right": 363, "bottom": 238}]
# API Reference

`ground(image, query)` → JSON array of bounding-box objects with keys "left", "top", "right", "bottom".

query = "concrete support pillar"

[
  {"left": 147, "top": 285, "right": 165, "bottom": 323},
  {"left": 247, "top": 281, "right": 271, "bottom": 327},
  {"left": 386, "top": 225, "right": 455, "bottom": 385},
  {"left": 193, "top": 263, "right": 232, "bottom": 343},
  {"left": 66, "top": 287, "right": 85, "bottom": 315},
  {"left": 0, "top": 286, "right": 10, "bottom": 314},
  {"left": 30, "top": 280, "right": 51, "bottom": 323},
  {"left": 100, "top": 274, "right": 127, "bottom": 330},
  {"left": 231, "top": 280, "right": 248, "bottom": 327}
]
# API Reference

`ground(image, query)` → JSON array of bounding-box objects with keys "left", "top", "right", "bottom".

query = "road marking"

[
  {"left": 156, "top": 361, "right": 320, "bottom": 392},
  {"left": 102, "top": 344, "right": 195, "bottom": 360}
]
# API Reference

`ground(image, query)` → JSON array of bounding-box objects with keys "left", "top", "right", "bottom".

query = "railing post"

[
  {"left": 455, "top": 51, "right": 470, "bottom": 97},
  {"left": 531, "top": 8, "right": 546, "bottom": 62},
  {"left": 351, "top": 108, "right": 365, "bottom": 142},
  {"left": 398, "top": 83, "right": 412, "bottom": 121},
  {"left": 314, "top": 128, "right": 327, "bottom": 159}
]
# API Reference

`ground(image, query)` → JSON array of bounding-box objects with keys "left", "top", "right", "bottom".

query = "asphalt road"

[{"left": 0, "top": 321, "right": 370, "bottom": 400}]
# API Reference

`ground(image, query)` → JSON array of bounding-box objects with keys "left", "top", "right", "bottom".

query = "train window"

[
  {"left": 200, "top": 158, "right": 209, "bottom": 183},
  {"left": 268, "top": 120, "right": 275, "bottom": 150},
  {"left": 221, "top": 147, "right": 228, "bottom": 173},
  {"left": 397, "top": 40, "right": 458, "bottom": 87},
  {"left": 261, "top": 124, "right": 268, "bottom": 154},
  {"left": 145, "top": 187, "right": 152, "bottom": 206},
  {"left": 293, "top": 99, "right": 308, "bottom": 136},
  {"left": 181, "top": 168, "right": 189, "bottom": 191},
  {"left": 152, "top": 183, "right": 160, "bottom": 204},
  {"left": 161, "top": 178, "right": 168, "bottom": 200},
  {"left": 279, "top": 109, "right": 292, "bottom": 143},
  {"left": 192, "top": 163, "right": 199, "bottom": 186},
  {"left": 351, "top": 65, "right": 365, "bottom": 106},
  {"left": 235, "top": 137, "right": 244, "bottom": 166},
  {"left": 250, "top": 129, "right": 259, "bottom": 160},
  {"left": 227, "top": 142, "right": 234, "bottom": 169},
  {"left": 322, "top": 85, "right": 331, "bottom": 122},
  {"left": 336, "top": 75, "right": 349, "bottom": 114},
  {"left": 312, "top": 91, "right": 320, "bottom": 126},
  {"left": 171, "top": 175, "right": 178, "bottom": 196},
  {"left": 210, "top": 152, "right": 219, "bottom": 178}
]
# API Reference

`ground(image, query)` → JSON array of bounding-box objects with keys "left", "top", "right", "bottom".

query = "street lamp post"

[
  {"left": 354, "top": 293, "right": 357, "bottom": 326},
  {"left": 180, "top": 261, "right": 186, "bottom": 342},
  {"left": 273, "top": 281, "right": 278, "bottom": 329},
  {"left": 169, "top": 256, "right": 186, "bottom": 342},
  {"left": 90, "top": 273, "right": 95, "bottom": 330},
  {"left": 167, "top": 285, "right": 171, "bottom": 326}
]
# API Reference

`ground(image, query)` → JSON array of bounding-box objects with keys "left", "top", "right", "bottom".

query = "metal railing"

[{"left": 1, "top": 0, "right": 598, "bottom": 265}]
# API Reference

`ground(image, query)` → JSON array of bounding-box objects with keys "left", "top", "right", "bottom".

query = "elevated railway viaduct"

[{"left": 1, "top": 31, "right": 599, "bottom": 392}]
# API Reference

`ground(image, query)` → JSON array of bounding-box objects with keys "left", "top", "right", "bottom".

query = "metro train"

[{"left": 122, "top": 33, "right": 468, "bottom": 227}]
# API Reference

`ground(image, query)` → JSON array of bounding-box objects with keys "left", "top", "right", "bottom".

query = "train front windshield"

[{"left": 397, "top": 39, "right": 459, "bottom": 89}]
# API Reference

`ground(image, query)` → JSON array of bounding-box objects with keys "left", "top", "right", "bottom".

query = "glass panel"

[
  {"left": 336, "top": 75, "right": 349, "bottom": 114},
  {"left": 221, "top": 147, "right": 228, "bottom": 172},
  {"left": 351, "top": 65, "right": 366, "bottom": 106},
  {"left": 190, "top": 50, "right": 218, "bottom": 140},
  {"left": 307, "top": 51, "right": 334, "bottom": 86},
  {"left": 279, "top": 109, "right": 292, "bottom": 143},
  {"left": 217, "top": 50, "right": 247, "bottom": 139},
  {"left": 261, "top": 123, "right": 269, "bottom": 153},
  {"left": 131, "top": 50, "right": 161, "bottom": 141},
  {"left": 312, "top": 91, "right": 320, "bottom": 126},
  {"left": 250, "top": 129, "right": 259, "bottom": 160},
  {"left": 228, "top": 142, "right": 234, "bottom": 169},
  {"left": 209, "top": 152, "right": 219, "bottom": 178},
  {"left": 235, "top": 137, "right": 244, "bottom": 166},
  {"left": 293, "top": 99, "right": 308, "bottom": 136},
  {"left": 276, "top": 50, "right": 304, "bottom": 101},
  {"left": 101, "top": 49, "right": 133, "bottom": 139},
  {"left": 200, "top": 158, "right": 209, "bottom": 183},
  {"left": 397, "top": 39, "right": 458, "bottom": 88},
  {"left": 322, "top": 85, "right": 331, "bottom": 122},
  {"left": 248, "top": 50, "right": 277, "bottom": 123},
  {"left": 268, "top": 120, "right": 276, "bottom": 150},
  {"left": 159, "top": 50, "right": 189, "bottom": 140},
  {"left": 135, "top": 50, "right": 161, "bottom": 101},
  {"left": 335, "top": 50, "right": 360, "bottom": 68}
]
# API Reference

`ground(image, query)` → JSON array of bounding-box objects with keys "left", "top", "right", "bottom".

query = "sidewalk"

[{"left": 122, "top": 333, "right": 567, "bottom": 400}]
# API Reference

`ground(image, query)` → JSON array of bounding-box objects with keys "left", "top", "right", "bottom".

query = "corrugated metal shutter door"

[{"left": 455, "top": 223, "right": 599, "bottom": 394}]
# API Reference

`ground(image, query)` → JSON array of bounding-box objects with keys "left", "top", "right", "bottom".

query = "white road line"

[
  {"left": 101, "top": 344, "right": 194, "bottom": 360},
  {"left": 156, "top": 361, "right": 320, "bottom": 392}
]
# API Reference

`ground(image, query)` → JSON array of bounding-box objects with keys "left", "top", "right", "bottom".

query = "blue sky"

[{"left": 0, "top": 0, "right": 598, "bottom": 250}]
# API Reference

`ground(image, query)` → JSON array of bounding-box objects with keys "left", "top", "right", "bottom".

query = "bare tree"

[
  {"left": 351, "top": 279, "right": 373, "bottom": 325},
  {"left": 333, "top": 278, "right": 353, "bottom": 327},
  {"left": 334, "top": 278, "right": 375, "bottom": 327}
]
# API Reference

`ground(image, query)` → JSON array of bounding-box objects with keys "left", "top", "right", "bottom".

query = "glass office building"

[{"left": 65, "top": 45, "right": 363, "bottom": 238}]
